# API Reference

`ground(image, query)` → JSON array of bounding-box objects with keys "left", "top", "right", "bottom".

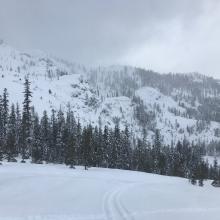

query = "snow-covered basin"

[{"left": 0, "top": 162, "right": 220, "bottom": 220}]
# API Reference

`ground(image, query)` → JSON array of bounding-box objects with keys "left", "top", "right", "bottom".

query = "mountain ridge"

[{"left": 0, "top": 42, "right": 220, "bottom": 145}]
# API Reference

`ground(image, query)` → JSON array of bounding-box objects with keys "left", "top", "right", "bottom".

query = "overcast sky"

[{"left": 1, "top": 0, "right": 220, "bottom": 78}]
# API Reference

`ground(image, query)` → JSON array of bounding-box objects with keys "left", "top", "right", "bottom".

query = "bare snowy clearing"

[{"left": 0, "top": 162, "right": 220, "bottom": 220}]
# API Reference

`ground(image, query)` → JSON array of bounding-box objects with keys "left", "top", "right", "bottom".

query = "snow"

[
  {"left": 204, "top": 156, "right": 220, "bottom": 165},
  {"left": 136, "top": 87, "right": 220, "bottom": 145},
  {"left": 0, "top": 162, "right": 220, "bottom": 220},
  {"left": 1, "top": 42, "right": 220, "bottom": 145}
]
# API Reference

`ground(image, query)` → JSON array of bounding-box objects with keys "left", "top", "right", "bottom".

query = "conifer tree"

[
  {"left": 2, "top": 88, "right": 9, "bottom": 129},
  {"left": 76, "top": 120, "right": 82, "bottom": 165},
  {"left": 15, "top": 103, "right": 22, "bottom": 155},
  {"left": 0, "top": 95, "right": 3, "bottom": 157},
  {"left": 82, "top": 126, "right": 92, "bottom": 170},
  {"left": 65, "top": 133, "right": 76, "bottom": 169},
  {"left": 40, "top": 110, "right": 50, "bottom": 162},
  {"left": 6, "top": 104, "right": 16, "bottom": 161},
  {"left": 121, "top": 126, "right": 131, "bottom": 170},
  {"left": 114, "top": 123, "right": 121, "bottom": 168},
  {"left": 56, "top": 108, "right": 65, "bottom": 163},
  {"left": 103, "top": 125, "right": 110, "bottom": 168},
  {"left": 1, "top": 88, "right": 9, "bottom": 150},
  {"left": 21, "top": 78, "right": 32, "bottom": 161},
  {"left": 153, "top": 129, "right": 161, "bottom": 174},
  {"left": 50, "top": 109, "right": 58, "bottom": 162},
  {"left": 97, "top": 126, "right": 104, "bottom": 167},
  {"left": 32, "top": 114, "right": 43, "bottom": 163},
  {"left": 213, "top": 158, "right": 218, "bottom": 181},
  {"left": 64, "top": 106, "right": 77, "bottom": 167}
]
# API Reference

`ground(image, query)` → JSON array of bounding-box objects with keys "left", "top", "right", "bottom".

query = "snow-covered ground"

[
  {"left": 204, "top": 156, "right": 220, "bottom": 165},
  {"left": 0, "top": 163, "right": 220, "bottom": 220}
]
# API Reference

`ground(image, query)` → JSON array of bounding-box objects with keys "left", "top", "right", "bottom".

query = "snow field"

[{"left": 0, "top": 162, "right": 220, "bottom": 220}]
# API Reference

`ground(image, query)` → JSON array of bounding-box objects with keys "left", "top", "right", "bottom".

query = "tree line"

[{"left": 0, "top": 79, "right": 220, "bottom": 187}]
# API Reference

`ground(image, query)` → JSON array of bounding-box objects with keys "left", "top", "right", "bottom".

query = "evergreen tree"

[
  {"left": 6, "top": 104, "right": 16, "bottom": 161},
  {"left": 82, "top": 126, "right": 92, "bottom": 170},
  {"left": 15, "top": 103, "right": 22, "bottom": 155},
  {"left": 40, "top": 110, "right": 50, "bottom": 162},
  {"left": 1, "top": 88, "right": 9, "bottom": 151},
  {"left": 120, "top": 126, "right": 131, "bottom": 170},
  {"left": 76, "top": 120, "right": 82, "bottom": 165},
  {"left": 56, "top": 108, "right": 65, "bottom": 163},
  {"left": 91, "top": 126, "right": 99, "bottom": 167},
  {"left": 0, "top": 95, "right": 3, "bottom": 159},
  {"left": 153, "top": 129, "right": 161, "bottom": 174},
  {"left": 103, "top": 125, "right": 110, "bottom": 168},
  {"left": 2, "top": 88, "right": 9, "bottom": 129},
  {"left": 132, "top": 139, "right": 147, "bottom": 172},
  {"left": 50, "top": 109, "right": 58, "bottom": 162},
  {"left": 21, "top": 78, "right": 32, "bottom": 161},
  {"left": 213, "top": 158, "right": 218, "bottom": 181},
  {"left": 32, "top": 113, "right": 43, "bottom": 163},
  {"left": 97, "top": 126, "right": 104, "bottom": 167},
  {"left": 65, "top": 135, "right": 76, "bottom": 168}
]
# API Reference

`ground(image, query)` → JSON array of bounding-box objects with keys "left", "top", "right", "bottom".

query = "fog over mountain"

[{"left": 1, "top": 0, "right": 220, "bottom": 78}]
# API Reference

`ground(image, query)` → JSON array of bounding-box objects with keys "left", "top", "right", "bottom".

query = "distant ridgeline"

[
  {"left": 89, "top": 67, "right": 220, "bottom": 122},
  {"left": 88, "top": 66, "right": 220, "bottom": 147},
  {"left": 0, "top": 79, "right": 220, "bottom": 187}
]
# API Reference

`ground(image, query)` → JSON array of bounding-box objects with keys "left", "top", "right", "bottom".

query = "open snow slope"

[
  {"left": 136, "top": 87, "right": 220, "bottom": 144},
  {"left": 0, "top": 163, "right": 220, "bottom": 220}
]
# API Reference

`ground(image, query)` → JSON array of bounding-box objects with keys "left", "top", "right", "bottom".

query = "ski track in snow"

[
  {"left": 1, "top": 163, "right": 220, "bottom": 220},
  {"left": 0, "top": 214, "right": 104, "bottom": 220},
  {"left": 103, "top": 183, "right": 137, "bottom": 220},
  {"left": 130, "top": 207, "right": 220, "bottom": 219},
  {"left": 104, "top": 180, "right": 220, "bottom": 220}
]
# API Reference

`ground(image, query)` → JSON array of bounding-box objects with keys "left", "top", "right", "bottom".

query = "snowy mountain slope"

[
  {"left": 0, "top": 41, "right": 220, "bottom": 145},
  {"left": 0, "top": 162, "right": 220, "bottom": 220},
  {"left": 87, "top": 66, "right": 220, "bottom": 144},
  {"left": 136, "top": 87, "right": 220, "bottom": 144}
]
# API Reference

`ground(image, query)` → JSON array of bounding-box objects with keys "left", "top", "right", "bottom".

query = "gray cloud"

[{"left": 0, "top": 0, "right": 220, "bottom": 78}]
